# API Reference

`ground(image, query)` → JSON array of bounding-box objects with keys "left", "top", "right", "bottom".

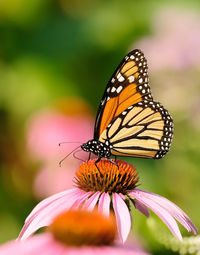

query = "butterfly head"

[{"left": 81, "top": 139, "right": 111, "bottom": 158}]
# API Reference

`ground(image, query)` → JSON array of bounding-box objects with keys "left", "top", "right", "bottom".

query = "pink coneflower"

[
  {"left": 132, "top": 8, "right": 200, "bottom": 116},
  {"left": 0, "top": 210, "right": 150, "bottom": 255},
  {"left": 33, "top": 162, "right": 77, "bottom": 198},
  {"left": 135, "top": 8, "right": 200, "bottom": 71},
  {"left": 26, "top": 106, "right": 94, "bottom": 162},
  {"left": 26, "top": 98, "right": 94, "bottom": 197},
  {"left": 19, "top": 159, "right": 197, "bottom": 242}
]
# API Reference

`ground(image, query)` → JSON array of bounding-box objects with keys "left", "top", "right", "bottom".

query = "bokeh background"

[{"left": 0, "top": 0, "right": 200, "bottom": 254}]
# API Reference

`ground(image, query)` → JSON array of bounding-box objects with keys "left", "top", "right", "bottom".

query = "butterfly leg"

[
  {"left": 87, "top": 152, "right": 91, "bottom": 162},
  {"left": 95, "top": 157, "right": 104, "bottom": 177}
]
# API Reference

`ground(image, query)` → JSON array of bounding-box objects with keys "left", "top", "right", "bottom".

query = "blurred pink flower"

[
  {"left": 33, "top": 162, "right": 76, "bottom": 198},
  {"left": 26, "top": 98, "right": 94, "bottom": 198},
  {"left": 0, "top": 234, "right": 151, "bottom": 255},
  {"left": 26, "top": 109, "right": 93, "bottom": 161},
  {"left": 135, "top": 8, "right": 200, "bottom": 71},
  {"left": 0, "top": 210, "right": 150, "bottom": 255},
  {"left": 132, "top": 7, "right": 200, "bottom": 120},
  {"left": 18, "top": 159, "right": 197, "bottom": 243}
]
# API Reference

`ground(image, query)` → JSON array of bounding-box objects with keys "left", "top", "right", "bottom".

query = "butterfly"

[{"left": 81, "top": 49, "right": 173, "bottom": 165}]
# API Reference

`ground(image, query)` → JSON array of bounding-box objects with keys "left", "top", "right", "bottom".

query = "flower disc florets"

[
  {"left": 74, "top": 159, "right": 139, "bottom": 194},
  {"left": 49, "top": 210, "right": 116, "bottom": 246}
]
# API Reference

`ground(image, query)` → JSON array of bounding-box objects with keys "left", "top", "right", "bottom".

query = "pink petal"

[
  {"left": 26, "top": 188, "right": 78, "bottom": 223},
  {"left": 82, "top": 192, "right": 101, "bottom": 211},
  {"left": 0, "top": 234, "right": 53, "bottom": 255},
  {"left": 118, "top": 193, "right": 125, "bottom": 200},
  {"left": 0, "top": 233, "right": 150, "bottom": 255},
  {"left": 133, "top": 189, "right": 197, "bottom": 234},
  {"left": 19, "top": 189, "right": 91, "bottom": 240},
  {"left": 130, "top": 190, "right": 183, "bottom": 240},
  {"left": 28, "top": 234, "right": 65, "bottom": 254},
  {"left": 98, "top": 192, "right": 110, "bottom": 217},
  {"left": 112, "top": 193, "right": 131, "bottom": 243},
  {"left": 135, "top": 200, "right": 150, "bottom": 217},
  {"left": 71, "top": 192, "right": 93, "bottom": 209}
]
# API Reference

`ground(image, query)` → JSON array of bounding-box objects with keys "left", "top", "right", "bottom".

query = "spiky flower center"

[
  {"left": 50, "top": 210, "right": 116, "bottom": 246},
  {"left": 74, "top": 159, "right": 139, "bottom": 194}
]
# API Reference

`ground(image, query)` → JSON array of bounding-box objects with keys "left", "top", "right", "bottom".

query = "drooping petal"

[
  {"left": 98, "top": 192, "right": 111, "bottom": 217},
  {"left": 71, "top": 191, "right": 93, "bottom": 210},
  {"left": 26, "top": 188, "right": 78, "bottom": 223},
  {"left": 132, "top": 189, "right": 197, "bottom": 234},
  {"left": 19, "top": 189, "right": 91, "bottom": 240},
  {"left": 118, "top": 193, "right": 125, "bottom": 200},
  {"left": 135, "top": 200, "right": 150, "bottom": 217},
  {"left": 112, "top": 193, "right": 131, "bottom": 243},
  {"left": 130, "top": 190, "right": 183, "bottom": 240},
  {"left": 82, "top": 192, "right": 101, "bottom": 211}
]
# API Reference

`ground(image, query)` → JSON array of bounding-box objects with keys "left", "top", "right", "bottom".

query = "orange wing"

[
  {"left": 94, "top": 49, "right": 152, "bottom": 139},
  {"left": 99, "top": 100, "right": 174, "bottom": 159}
]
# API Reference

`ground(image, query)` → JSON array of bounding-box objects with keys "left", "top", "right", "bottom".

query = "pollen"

[
  {"left": 74, "top": 159, "right": 139, "bottom": 194},
  {"left": 49, "top": 210, "right": 116, "bottom": 246}
]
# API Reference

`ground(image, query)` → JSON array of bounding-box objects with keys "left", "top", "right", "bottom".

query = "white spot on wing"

[
  {"left": 128, "top": 75, "right": 135, "bottom": 83},
  {"left": 139, "top": 78, "right": 143, "bottom": 83},
  {"left": 111, "top": 78, "right": 115, "bottom": 83},
  {"left": 118, "top": 76, "right": 125, "bottom": 82},
  {"left": 101, "top": 98, "right": 106, "bottom": 105},
  {"left": 116, "top": 86, "right": 123, "bottom": 93},
  {"left": 117, "top": 73, "right": 122, "bottom": 79},
  {"left": 111, "top": 87, "right": 116, "bottom": 93}
]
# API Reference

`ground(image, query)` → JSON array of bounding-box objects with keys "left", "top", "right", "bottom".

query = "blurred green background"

[{"left": 0, "top": 0, "right": 200, "bottom": 254}]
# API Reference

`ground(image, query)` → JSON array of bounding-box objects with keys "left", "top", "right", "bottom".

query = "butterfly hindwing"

[
  {"left": 98, "top": 100, "right": 173, "bottom": 159},
  {"left": 94, "top": 49, "right": 153, "bottom": 140}
]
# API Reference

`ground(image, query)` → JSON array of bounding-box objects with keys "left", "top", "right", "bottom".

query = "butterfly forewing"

[{"left": 94, "top": 49, "right": 153, "bottom": 139}]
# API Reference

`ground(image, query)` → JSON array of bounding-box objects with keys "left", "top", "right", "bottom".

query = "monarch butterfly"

[{"left": 81, "top": 49, "right": 173, "bottom": 164}]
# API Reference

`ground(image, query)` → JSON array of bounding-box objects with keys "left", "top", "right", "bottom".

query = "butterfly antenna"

[
  {"left": 59, "top": 142, "right": 82, "bottom": 146},
  {"left": 59, "top": 145, "right": 81, "bottom": 167}
]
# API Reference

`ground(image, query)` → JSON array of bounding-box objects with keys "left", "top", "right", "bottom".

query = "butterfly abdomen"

[{"left": 81, "top": 140, "right": 112, "bottom": 158}]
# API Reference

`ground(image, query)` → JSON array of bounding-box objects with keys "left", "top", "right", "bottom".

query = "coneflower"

[
  {"left": 19, "top": 159, "right": 197, "bottom": 242},
  {"left": 0, "top": 210, "right": 150, "bottom": 255}
]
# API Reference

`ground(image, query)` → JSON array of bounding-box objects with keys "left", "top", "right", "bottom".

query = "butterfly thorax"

[{"left": 81, "top": 139, "right": 111, "bottom": 158}]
